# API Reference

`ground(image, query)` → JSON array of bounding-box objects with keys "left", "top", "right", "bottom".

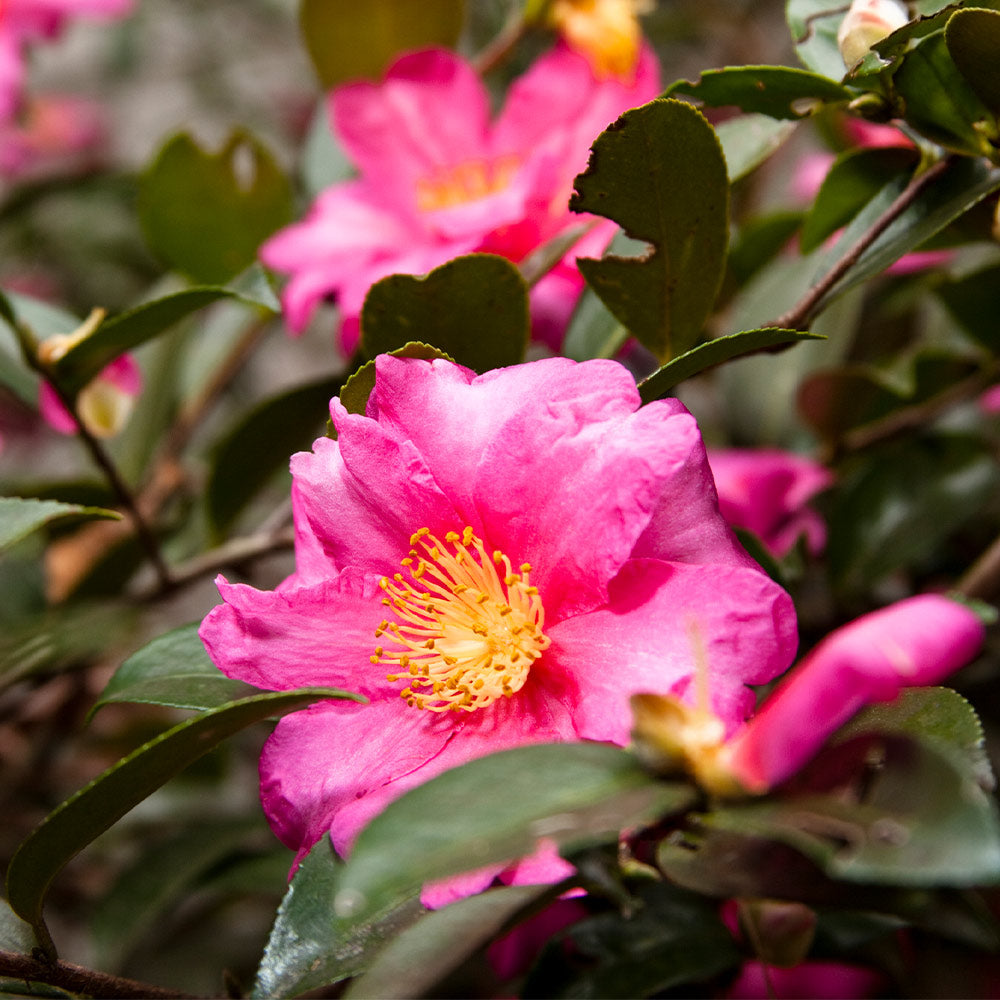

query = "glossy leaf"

[
  {"left": 206, "top": 374, "right": 342, "bottom": 538},
  {"left": 800, "top": 147, "right": 919, "bottom": 253},
  {"left": 0, "top": 497, "right": 119, "bottom": 553},
  {"left": 360, "top": 254, "right": 529, "bottom": 373},
  {"left": 299, "top": 0, "right": 463, "bottom": 88},
  {"left": 715, "top": 114, "right": 800, "bottom": 182},
  {"left": 875, "top": 1, "right": 1000, "bottom": 66},
  {"left": 252, "top": 839, "right": 424, "bottom": 999},
  {"left": 570, "top": 99, "right": 729, "bottom": 361},
  {"left": 522, "top": 881, "right": 741, "bottom": 1000},
  {"left": 946, "top": 8, "right": 1000, "bottom": 114},
  {"left": 138, "top": 130, "right": 294, "bottom": 285},
  {"left": 343, "top": 884, "right": 553, "bottom": 1000},
  {"left": 663, "top": 66, "right": 852, "bottom": 120},
  {"left": 50, "top": 282, "right": 279, "bottom": 399},
  {"left": 809, "top": 156, "right": 1000, "bottom": 314},
  {"left": 90, "top": 622, "right": 251, "bottom": 716},
  {"left": 891, "top": 32, "right": 996, "bottom": 156},
  {"left": 638, "top": 328, "right": 824, "bottom": 403},
  {"left": 339, "top": 342, "right": 455, "bottom": 419},
  {"left": 335, "top": 743, "right": 695, "bottom": 930},
  {"left": 6, "top": 686, "right": 363, "bottom": 957}
]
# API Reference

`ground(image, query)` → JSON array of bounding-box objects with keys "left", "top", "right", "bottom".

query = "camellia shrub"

[{"left": 3, "top": 1, "right": 1000, "bottom": 997}]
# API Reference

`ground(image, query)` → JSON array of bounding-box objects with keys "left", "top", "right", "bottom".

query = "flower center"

[
  {"left": 415, "top": 156, "right": 520, "bottom": 213},
  {"left": 372, "top": 527, "right": 550, "bottom": 712}
]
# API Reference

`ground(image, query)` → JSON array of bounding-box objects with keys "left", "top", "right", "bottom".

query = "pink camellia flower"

[
  {"left": 728, "top": 960, "right": 884, "bottom": 1000},
  {"left": 0, "top": 0, "right": 133, "bottom": 125},
  {"left": 260, "top": 43, "right": 660, "bottom": 354},
  {"left": 707, "top": 448, "right": 832, "bottom": 558},
  {"left": 727, "top": 594, "right": 985, "bottom": 792},
  {"left": 200, "top": 355, "right": 797, "bottom": 883},
  {"left": 39, "top": 353, "right": 142, "bottom": 438},
  {"left": 0, "top": 94, "right": 106, "bottom": 178}
]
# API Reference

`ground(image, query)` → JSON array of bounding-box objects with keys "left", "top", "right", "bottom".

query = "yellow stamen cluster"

[
  {"left": 415, "top": 156, "right": 520, "bottom": 213},
  {"left": 372, "top": 527, "right": 550, "bottom": 712},
  {"left": 548, "top": 0, "right": 652, "bottom": 80}
]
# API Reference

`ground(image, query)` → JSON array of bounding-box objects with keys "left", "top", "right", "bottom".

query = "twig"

[
  {"left": 770, "top": 156, "right": 954, "bottom": 332},
  {"left": 472, "top": 7, "right": 529, "bottom": 76},
  {"left": 0, "top": 950, "right": 199, "bottom": 1000}
]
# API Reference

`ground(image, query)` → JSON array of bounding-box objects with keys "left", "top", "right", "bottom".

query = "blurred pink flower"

[
  {"left": 728, "top": 960, "right": 884, "bottom": 999},
  {"left": 0, "top": 0, "right": 133, "bottom": 124},
  {"left": 707, "top": 448, "right": 832, "bottom": 558},
  {"left": 39, "top": 352, "right": 142, "bottom": 438},
  {"left": 0, "top": 94, "right": 106, "bottom": 178},
  {"left": 260, "top": 43, "right": 660, "bottom": 354},
  {"left": 726, "top": 594, "right": 985, "bottom": 791},
  {"left": 200, "top": 355, "right": 796, "bottom": 882},
  {"left": 980, "top": 384, "right": 1000, "bottom": 414}
]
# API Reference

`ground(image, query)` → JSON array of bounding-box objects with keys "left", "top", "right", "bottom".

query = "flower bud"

[{"left": 837, "top": 0, "right": 909, "bottom": 68}]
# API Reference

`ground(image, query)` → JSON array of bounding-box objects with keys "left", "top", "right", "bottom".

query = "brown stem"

[
  {"left": 771, "top": 156, "right": 954, "bottom": 332},
  {"left": 0, "top": 950, "right": 199, "bottom": 1000},
  {"left": 472, "top": 9, "right": 529, "bottom": 76}
]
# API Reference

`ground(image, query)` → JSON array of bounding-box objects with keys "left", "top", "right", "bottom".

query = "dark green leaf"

[
  {"left": 252, "top": 839, "right": 424, "bottom": 999},
  {"left": 138, "top": 130, "right": 293, "bottom": 285},
  {"left": 570, "top": 99, "right": 729, "bottom": 361},
  {"left": 810, "top": 156, "right": 1000, "bottom": 313},
  {"left": 664, "top": 66, "right": 852, "bottom": 120},
  {"left": 336, "top": 743, "right": 694, "bottom": 930},
  {"left": 339, "top": 342, "right": 454, "bottom": 419},
  {"left": 892, "top": 32, "right": 997, "bottom": 156},
  {"left": 299, "top": 0, "right": 463, "bottom": 88},
  {"left": 825, "top": 433, "right": 998, "bottom": 591},
  {"left": 344, "top": 884, "right": 552, "bottom": 1000},
  {"left": 725, "top": 211, "right": 804, "bottom": 295},
  {"left": 716, "top": 114, "right": 800, "bottom": 182},
  {"left": 561, "top": 286, "right": 626, "bottom": 363},
  {"left": 946, "top": 8, "right": 1000, "bottom": 114},
  {"left": 937, "top": 262, "right": 1000, "bottom": 351},
  {"left": 206, "top": 375, "right": 341, "bottom": 538},
  {"left": 6, "top": 686, "right": 363, "bottom": 957},
  {"left": 638, "top": 328, "right": 824, "bottom": 403},
  {"left": 523, "top": 881, "right": 740, "bottom": 1000},
  {"left": 51, "top": 284, "right": 278, "bottom": 398},
  {"left": 360, "top": 254, "right": 529, "bottom": 373},
  {"left": 0, "top": 497, "right": 119, "bottom": 553},
  {"left": 874, "top": 1, "right": 1000, "bottom": 65},
  {"left": 90, "top": 623, "right": 252, "bottom": 716},
  {"left": 800, "top": 147, "right": 919, "bottom": 253}
]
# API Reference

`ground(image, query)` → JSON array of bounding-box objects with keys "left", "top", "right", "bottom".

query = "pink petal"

[
  {"left": 331, "top": 48, "right": 491, "bottom": 214},
  {"left": 727, "top": 594, "right": 986, "bottom": 791},
  {"left": 728, "top": 960, "right": 884, "bottom": 1000},
  {"left": 199, "top": 568, "right": 391, "bottom": 701},
  {"left": 547, "top": 558, "right": 798, "bottom": 742}
]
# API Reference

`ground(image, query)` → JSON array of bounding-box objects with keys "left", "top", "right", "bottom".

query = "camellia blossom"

[
  {"left": 38, "top": 353, "right": 142, "bottom": 438},
  {"left": 635, "top": 594, "right": 986, "bottom": 796},
  {"left": 0, "top": 94, "right": 106, "bottom": 178},
  {"left": 837, "top": 0, "right": 909, "bottom": 68},
  {"left": 260, "top": 43, "right": 660, "bottom": 354},
  {"left": 200, "top": 355, "right": 797, "bottom": 881},
  {"left": 707, "top": 448, "right": 832, "bottom": 558},
  {"left": 728, "top": 960, "right": 885, "bottom": 1000},
  {"left": 547, "top": 0, "right": 653, "bottom": 80},
  {"left": 0, "top": 0, "right": 133, "bottom": 125}
]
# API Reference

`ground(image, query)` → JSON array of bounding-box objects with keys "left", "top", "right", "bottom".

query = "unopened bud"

[{"left": 837, "top": 0, "right": 909, "bottom": 69}]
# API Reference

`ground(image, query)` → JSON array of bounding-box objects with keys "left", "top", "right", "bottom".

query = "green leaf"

[
  {"left": 360, "top": 254, "right": 529, "bottom": 373},
  {"left": 891, "top": 31, "right": 997, "bottom": 156},
  {"left": 561, "top": 285, "right": 627, "bottom": 363},
  {"left": 0, "top": 497, "right": 119, "bottom": 553},
  {"left": 252, "top": 839, "right": 424, "bottom": 999},
  {"left": 6, "top": 686, "right": 363, "bottom": 958},
  {"left": 947, "top": 8, "right": 1000, "bottom": 115},
  {"left": 704, "top": 733, "right": 1000, "bottom": 886},
  {"left": 138, "top": 130, "right": 293, "bottom": 285},
  {"left": 90, "top": 623, "right": 251, "bottom": 716},
  {"left": 638, "top": 328, "right": 824, "bottom": 403},
  {"left": 809, "top": 156, "right": 1000, "bottom": 314},
  {"left": 335, "top": 743, "right": 694, "bottom": 930},
  {"left": 522, "top": 881, "right": 741, "bottom": 1000},
  {"left": 937, "top": 262, "right": 1000, "bottom": 351},
  {"left": 715, "top": 114, "right": 800, "bottom": 182},
  {"left": 206, "top": 375, "right": 342, "bottom": 538},
  {"left": 339, "top": 342, "right": 455, "bottom": 419},
  {"left": 299, "top": 0, "right": 463, "bottom": 88},
  {"left": 664, "top": 66, "right": 852, "bottom": 120},
  {"left": 786, "top": 0, "right": 851, "bottom": 80},
  {"left": 570, "top": 99, "right": 729, "bottom": 362},
  {"left": 800, "top": 147, "right": 919, "bottom": 253},
  {"left": 50, "top": 283, "right": 278, "bottom": 399},
  {"left": 0, "top": 899, "right": 35, "bottom": 954},
  {"left": 343, "top": 884, "right": 553, "bottom": 1000}
]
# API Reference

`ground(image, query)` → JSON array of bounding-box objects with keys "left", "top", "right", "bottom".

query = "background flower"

[
  {"left": 260, "top": 43, "right": 660, "bottom": 354},
  {"left": 38, "top": 352, "right": 142, "bottom": 438},
  {"left": 200, "top": 355, "right": 797, "bottom": 879}
]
